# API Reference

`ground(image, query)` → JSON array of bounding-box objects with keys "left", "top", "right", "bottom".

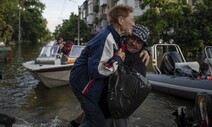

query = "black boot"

[
  {"left": 66, "top": 120, "right": 80, "bottom": 127},
  {"left": 0, "top": 113, "right": 16, "bottom": 127}
]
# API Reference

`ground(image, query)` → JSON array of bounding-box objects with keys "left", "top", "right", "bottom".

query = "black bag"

[
  {"left": 107, "top": 65, "right": 151, "bottom": 119},
  {"left": 175, "top": 65, "right": 198, "bottom": 78}
]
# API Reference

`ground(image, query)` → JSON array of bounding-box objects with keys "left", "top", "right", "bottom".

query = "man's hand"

[
  {"left": 140, "top": 50, "right": 150, "bottom": 66},
  {"left": 118, "top": 49, "right": 125, "bottom": 61}
]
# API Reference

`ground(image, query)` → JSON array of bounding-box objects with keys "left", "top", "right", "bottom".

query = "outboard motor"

[{"left": 160, "top": 51, "right": 183, "bottom": 75}]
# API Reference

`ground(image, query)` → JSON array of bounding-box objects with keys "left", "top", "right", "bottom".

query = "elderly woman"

[{"left": 69, "top": 4, "right": 135, "bottom": 127}]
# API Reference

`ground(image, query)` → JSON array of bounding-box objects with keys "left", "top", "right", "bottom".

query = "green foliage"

[
  {"left": 191, "top": 0, "right": 212, "bottom": 48},
  {"left": 53, "top": 13, "right": 89, "bottom": 43},
  {"left": 0, "top": 0, "right": 52, "bottom": 45},
  {"left": 19, "top": 0, "right": 51, "bottom": 43},
  {"left": 136, "top": 0, "right": 212, "bottom": 56},
  {"left": 0, "top": 0, "right": 19, "bottom": 45}
]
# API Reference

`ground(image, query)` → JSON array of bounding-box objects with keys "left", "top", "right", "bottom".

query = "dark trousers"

[{"left": 71, "top": 79, "right": 106, "bottom": 127}]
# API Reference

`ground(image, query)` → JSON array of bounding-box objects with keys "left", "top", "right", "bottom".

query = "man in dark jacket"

[{"left": 102, "top": 24, "right": 150, "bottom": 127}]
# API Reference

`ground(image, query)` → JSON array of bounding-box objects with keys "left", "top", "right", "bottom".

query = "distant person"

[
  {"left": 55, "top": 38, "right": 74, "bottom": 61},
  {"left": 62, "top": 40, "right": 75, "bottom": 64},
  {"left": 65, "top": 40, "right": 75, "bottom": 55},
  {"left": 56, "top": 37, "right": 63, "bottom": 45},
  {"left": 55, "top": 37, "right": 65, "bottom": 54},
  {"left": 69, "top": 4, "right": 135, "bottom": 127}
]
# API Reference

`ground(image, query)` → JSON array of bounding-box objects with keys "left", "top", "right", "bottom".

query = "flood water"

[{"left": 0, "top": 42, "right": 194, "bottom": 127}]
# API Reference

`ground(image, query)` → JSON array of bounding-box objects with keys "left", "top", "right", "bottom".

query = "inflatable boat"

[{"left": 146, "top": 44, "right": 212, "bottom": 100}]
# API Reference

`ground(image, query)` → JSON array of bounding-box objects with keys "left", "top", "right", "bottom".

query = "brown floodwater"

[{"left": 0, "top": 42, "right": 194, "bottom": 127}]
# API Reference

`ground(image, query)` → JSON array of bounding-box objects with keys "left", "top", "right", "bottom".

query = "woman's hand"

[
  {"left": 140, "top": 50, "right": 150, "bottom": 66},
  {"left": 118, "top": 49, "right": 125, "bottom": 61}
]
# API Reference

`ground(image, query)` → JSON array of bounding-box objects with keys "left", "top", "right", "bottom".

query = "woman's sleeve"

[{"left": 88, "top": 35, "right": 123, "bottom": 79}]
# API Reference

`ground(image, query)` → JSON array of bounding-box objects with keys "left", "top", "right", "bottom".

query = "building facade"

[
  {"left": 79, "top": 0, "right": 201, "bottom": 35},
  {"left": 79, "top": 0, "right": 143, "bottom": 34}
]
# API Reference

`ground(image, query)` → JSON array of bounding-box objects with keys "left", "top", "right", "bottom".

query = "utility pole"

[
  {"left": 18, "top": 4, "right": 21, "bottom": 44},
  {"left": 78, "top": 6, "right": 81, "bottom": 45},
  {"left": 69, "top": 0, "right": 81, "bottom": 45}
]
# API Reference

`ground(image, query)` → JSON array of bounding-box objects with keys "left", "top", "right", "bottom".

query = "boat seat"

[{"left": 160, "top": 51, "right": 183, "bottom": 75}]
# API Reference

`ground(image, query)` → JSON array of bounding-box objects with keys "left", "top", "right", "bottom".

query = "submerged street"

[{"left": 0, "top": 43, "right": 194, "bottom": 127}]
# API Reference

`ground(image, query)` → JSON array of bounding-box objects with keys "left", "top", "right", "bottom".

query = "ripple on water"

[{"left": 0, "top": 65, "right": 39, "bottom": 107}]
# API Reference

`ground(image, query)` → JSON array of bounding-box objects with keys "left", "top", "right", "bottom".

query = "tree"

[
  {"left": 189, "top": 0, "right": 212, "bottom": 51},
  {"left": 0, "top": 0, "right": 19, "bottom": 45},
  {"left": 53, "top": 13, "right": 89, "bottom": 43},
  {"left": 136, "top": 0, "right": 212, "bottom": 56},
  {"left": 19, "top": 0, "right": 51, "bottom": 43},
  {"left": 0, "top": 0, "right": 52, "bottom": 45},
  {"left": 137, "top": 0, "right": 191, "bottom": 45}
]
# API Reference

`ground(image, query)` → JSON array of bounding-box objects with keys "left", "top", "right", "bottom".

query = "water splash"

[
  {"left": 40, "top": 116, "right": 62, "bottom": 127},
  {"left": 11, "top": 116, "right": 64, "bottom": 127},
  {"left": 12, "top": 118, "right": 33, "bottom": 127}
]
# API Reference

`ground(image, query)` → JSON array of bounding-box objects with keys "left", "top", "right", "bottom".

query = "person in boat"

[
  {"left": 69, "top": 4, "right": 135, "bottom": 127},
  {"left": 55, "top": 37, "right": 64, "bottom": 53},
  {"left": 51, "top": 38, "right": 65, "bottom": 56},
  {"left": 61, "top": 40, "right": 75, "bottom": 63},
  {"left": 67, "top": 24, "right": 150, "bottom": 127},
  {"left": 65, "top": 40, "right": 75, "bottom": 55},
  {"left": 55, "top": 38, "right": 73, "bottom": 64}
]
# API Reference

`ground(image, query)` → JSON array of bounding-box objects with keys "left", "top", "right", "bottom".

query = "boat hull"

[
  {"left": 23, "top": 61, "right": 73, "bottom": 88},
  {"left": 146, "top": 73, "right": 212, "bottom": 100},
  {"left": 37, "top": 69, "right": 71, "bottom": 88}
]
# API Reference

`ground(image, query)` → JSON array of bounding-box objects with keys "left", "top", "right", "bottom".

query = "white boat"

[{"left": 22, "top": 42, "right": 85, "bottom": 88}]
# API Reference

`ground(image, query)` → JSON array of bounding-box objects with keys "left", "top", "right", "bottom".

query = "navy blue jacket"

[{"left": 69, "top": 25, "right": 123, "bottom": 95}]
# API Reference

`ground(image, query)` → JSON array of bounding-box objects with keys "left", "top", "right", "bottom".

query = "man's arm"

[{"left": 140, "top": 49, "right": 150, "bottom": 66}]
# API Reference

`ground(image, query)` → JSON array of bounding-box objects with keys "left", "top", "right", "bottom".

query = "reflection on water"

[{"left": 0, "top": 43, "right": 194, "bottom": 127}]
